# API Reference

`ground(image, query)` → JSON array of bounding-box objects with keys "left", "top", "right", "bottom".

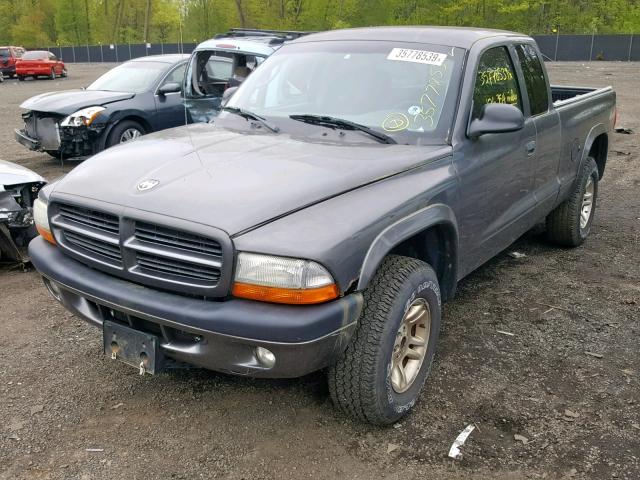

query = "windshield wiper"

[
  {"left": 222, "top": 107, "right": 279, "bottom": 133},
  {"left": 289, "top": 114, "right": 397, "bottom": 144}
]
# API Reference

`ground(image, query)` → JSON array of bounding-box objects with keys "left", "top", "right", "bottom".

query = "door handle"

[{"left": 525, "top": 140, "right": 536, "bottom": 155}]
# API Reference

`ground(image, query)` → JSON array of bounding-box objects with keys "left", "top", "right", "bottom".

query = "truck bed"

[{"left": 551, "top": 85, "right": 608, "bottom": 104}]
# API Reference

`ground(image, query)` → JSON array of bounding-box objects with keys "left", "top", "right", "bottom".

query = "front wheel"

[
  {"left": 105, "top": 120, "right": 145, "bottom": 148},
  {"left": 61, "top": 68, "right": 67, "bottom": 78},
  {"left": 328, "top": 255, "right": 442, "bottom": 425},
  {"left": 546, "top": 157, "right": 599, "bottom": 247},
  {"left": 49, "top": 68, "right": 56, "bottom": 80}
]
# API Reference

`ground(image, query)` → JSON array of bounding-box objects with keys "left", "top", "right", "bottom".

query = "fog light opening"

[
  {"left": 43, "top": 277, "right": 62, "bottom": 302},
  {"left": 255, "top": 346, "right": 276, "bottom": 368}
]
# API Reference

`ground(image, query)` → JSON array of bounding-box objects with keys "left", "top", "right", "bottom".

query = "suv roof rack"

[{"left": 215, "top": 28, "right": 314, "bottom": 42}]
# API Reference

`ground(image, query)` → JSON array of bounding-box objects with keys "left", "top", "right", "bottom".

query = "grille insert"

[
  {"left": 135, "top": 222, "right": 222, "bottom": 258},
  {"left": 59, "top": 205, "right": 119, "bottom": 235},
  {"left": 52, "top": 202, "right": 228, "bottom": 295},
  {"left": 64, "top": 231, "right": 122, "bottom": 262},
  {"left": 136, "top": 252, "right": 221, "bottom": 283}
]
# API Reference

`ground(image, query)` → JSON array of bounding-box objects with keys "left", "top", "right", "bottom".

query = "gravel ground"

[{"left": 0, "top": 63, "right": 638, "bottom": 480}]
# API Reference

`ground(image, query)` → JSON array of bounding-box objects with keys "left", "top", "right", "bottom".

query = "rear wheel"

[
  {"left": 105, "top": 120, "right": 145, "bottom": 148},
  {"left": 546, "top": 157, "right": 599, "bottom": 247},
  {"left": 328, "top": 255, "right": 442, "bottom": 425},
  {"left": 18, "top": 75, "right": 25, "bottom": 81}
]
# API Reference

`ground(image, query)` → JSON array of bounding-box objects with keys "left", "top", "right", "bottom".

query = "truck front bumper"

[{"left": 29, "top": 237, "right": 363, "bottom": 378}]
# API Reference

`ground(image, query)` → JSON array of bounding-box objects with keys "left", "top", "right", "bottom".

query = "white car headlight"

[
  {"left": 232, "top": 252, "right": 338, "bottom": 304},
  {"left": 33, "top": 198, "right": 55, "bottom": 244},
  {"left": 61, "top": 106, "right": 106, "bottom": 127}
]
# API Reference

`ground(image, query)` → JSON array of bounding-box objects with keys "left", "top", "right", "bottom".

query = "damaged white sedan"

[{"left": 0, "top": 160, "right": 46, "bottom": 262}]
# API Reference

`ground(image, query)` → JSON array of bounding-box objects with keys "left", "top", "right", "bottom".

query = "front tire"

[
  {"left": 105, "top": 120, "right": 145, "bottom": 148},
  {"left": 546, "top": 157, "right": 599, "bottom": 247},
  {"left": 49, "top": 68, "right": 56, "bottom": 80},
  {"left": 61, "top": 68, "right": 67, "bottom": 78},
  {"left": 328, "top": 255, "right": 442, "bottom": 425}
]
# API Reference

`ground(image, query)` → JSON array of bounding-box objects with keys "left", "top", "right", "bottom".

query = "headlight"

[
  {"left": 232, "top": 252, "right": 338, "bottom": 304},
  {"left": 33, "top": 198, "right": 55, "bottom": 245},
  {"left": 60, "top": 106, "right": 105, "bottom": 127}
]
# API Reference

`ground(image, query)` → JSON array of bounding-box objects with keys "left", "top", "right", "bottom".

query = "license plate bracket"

[{"left": 103, "top": 320, "right": 163, "bottom": 374}]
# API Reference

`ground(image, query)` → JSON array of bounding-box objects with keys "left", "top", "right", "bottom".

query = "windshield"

[
  {"left": 22, "top": 51, "right": 48, "bottom": 60},
  {"left": 227, "top": 41, "right": 465, "bottom": 145},
  {"left": 87, "top": 61, "right": 169, "bottom": 93}
]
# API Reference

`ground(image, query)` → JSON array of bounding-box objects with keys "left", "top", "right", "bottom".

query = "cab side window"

[
  {"left": 472, "top": 46, "right": 521, "bottom": 119},
  {"left": 515, "top": 44, "right": 549, "bottom": 116}
]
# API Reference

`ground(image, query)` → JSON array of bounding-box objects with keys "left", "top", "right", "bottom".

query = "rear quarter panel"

[{"left": 554, "top": 88, "right": 616, "bottom": 199}]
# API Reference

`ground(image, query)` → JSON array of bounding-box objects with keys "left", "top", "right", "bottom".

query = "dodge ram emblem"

[{"left": 137, "top": 179, "right": 159, "bottom": 191}]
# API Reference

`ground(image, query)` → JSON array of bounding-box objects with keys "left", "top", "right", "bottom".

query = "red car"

[
  {"left": 16, "top": 51, "right": 67, "bottom": 80},
  {"left": 0, "top": 46, "right": 26, "bottom": 78}
]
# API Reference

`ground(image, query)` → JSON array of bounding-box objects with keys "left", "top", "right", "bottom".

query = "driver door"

[
  {"left": 455, "top": 45, "right": 538, "bottom": 275},
  {"left": 154, "top": 63, "right": 188, "bottom": 130}
]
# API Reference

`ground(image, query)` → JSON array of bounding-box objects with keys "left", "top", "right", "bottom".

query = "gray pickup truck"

[{"left": 29, "top": 27, "right": 616, "bottom": 425}]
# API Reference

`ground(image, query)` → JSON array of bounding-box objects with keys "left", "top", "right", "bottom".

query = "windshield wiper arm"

[
  {"left": 222, "top": 107, "right": 280, "bottom": 133},
  {"left": 289, "top": 114, "right": 397, "bottom": 144}
]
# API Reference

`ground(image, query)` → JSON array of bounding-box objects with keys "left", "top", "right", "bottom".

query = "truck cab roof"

[{"left": 295, "top": 26, "right": 528, "bottom": 49}]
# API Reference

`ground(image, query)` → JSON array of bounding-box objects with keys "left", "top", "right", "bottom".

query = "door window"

[
  {"left": 161, "top": 63, "right": 186, "bottom": 87},
  {"left": 515, "top": 44, "right": 549, "bottom": 116},
  {"left": 472, "top": 47, "right": 521, "bottom": 119}
]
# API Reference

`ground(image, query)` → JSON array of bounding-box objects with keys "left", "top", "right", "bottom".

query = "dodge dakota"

[{"left": 29, "top": 27, "right": 616, "bottom": 424}]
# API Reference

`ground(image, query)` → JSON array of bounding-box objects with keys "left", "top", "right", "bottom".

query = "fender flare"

[
  {"left": 578, "top": 122, "right": 608, "bottom": 175},
  {"left": 357, "top": 203, "right": 459, "bottom": 299}
]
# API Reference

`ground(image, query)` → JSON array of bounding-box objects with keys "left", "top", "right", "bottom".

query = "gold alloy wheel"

[
  {"left": 390, "top": 298, "right": 431, "bottom": 393},
  {"left": 580, "top": 176, "right": 595, "bottom": 229}
]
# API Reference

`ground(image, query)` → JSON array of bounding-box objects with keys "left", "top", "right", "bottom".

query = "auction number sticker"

[{"left": 387, "top": 48, "right": 447, "bottom": 66}]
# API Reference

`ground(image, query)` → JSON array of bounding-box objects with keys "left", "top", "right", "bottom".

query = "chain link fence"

[
  {"left": 41, "top": 35, "right": 640, "bottom": 63},
  {"left": 43, "top": 42, "right": 197, "bottom": 63}
]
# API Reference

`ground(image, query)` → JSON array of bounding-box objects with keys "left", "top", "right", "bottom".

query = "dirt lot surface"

[{"left": 0, "top": 63, "right": 638, "bottom": 480}]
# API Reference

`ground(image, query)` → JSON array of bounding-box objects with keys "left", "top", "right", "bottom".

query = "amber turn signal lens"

[
  {"left": 232, "top": 282, "right": 339, "bottom": 305},
  {"left": 36, "top": 224, "right": 56, "bottom": 245}
]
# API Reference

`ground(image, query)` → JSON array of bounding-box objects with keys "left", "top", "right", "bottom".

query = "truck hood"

[
  {"left": 52, "top": 124, "right": 451, "bottom": 235},
  {"left": 0, "top": 159, "right": 45, "bottom": 187},
  {"left": 20, "top": 90, "right": 134, "bottom": 115}
]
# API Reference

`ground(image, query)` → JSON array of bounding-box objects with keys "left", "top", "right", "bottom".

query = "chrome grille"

[{"left": 50, "top": 202, "right": 230, "bottom": 297}]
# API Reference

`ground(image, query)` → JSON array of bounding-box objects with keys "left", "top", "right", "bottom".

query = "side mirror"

[
  {"left": 157, "top": 82, "right": 182, "bottom": 95},
  {"left": 221, "top": 86, "right": 238, "bottom": 107},
  {"left": 468, "top": 103, "right": 524, "bottom": 138}
]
